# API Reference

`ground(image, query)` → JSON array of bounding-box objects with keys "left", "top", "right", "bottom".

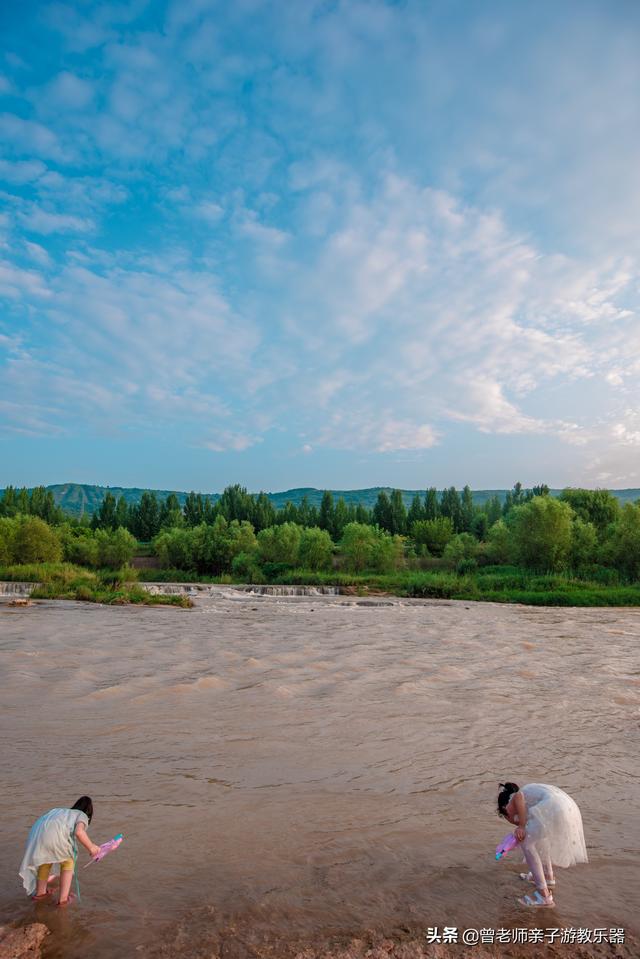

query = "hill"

[{"left": 3, "top": 482, "right": 639, "bottom": 517}]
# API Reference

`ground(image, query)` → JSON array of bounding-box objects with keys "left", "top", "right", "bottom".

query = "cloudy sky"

[{"left": 1, "top": 0, "right": 639, "bottom": 492}]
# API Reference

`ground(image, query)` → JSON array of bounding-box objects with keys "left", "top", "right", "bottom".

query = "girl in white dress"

[
  {"left": 19, "top": 796, "right": 100, "bottom": 906},
  {"left": 497, "top": 781, "right": 588, "bottom": 908}
]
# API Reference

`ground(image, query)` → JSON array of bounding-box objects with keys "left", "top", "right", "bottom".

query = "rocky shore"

[{"left": 0, "top": 924, "right": 48, "bottom": 959}]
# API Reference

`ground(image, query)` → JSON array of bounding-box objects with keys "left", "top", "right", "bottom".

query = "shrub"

[
  {"left": 410, "top": 518, "right": 454, "bottom": 557},
  {"left": 231, "top": 551, "right": 264, "bottom": 582},
  {"left": 12, "top": 516, "right": 62, "bottom": 564},
  {"left": 509, "top": 497, "right": 573, "bottom": 571},
  {"left": 298, "top": 527, "right": 333, "bottom": 571},
  {"left": 257, "top": 523, "right": 302, "bottom": 566},
  {"left": 95, "top": 527, "right": 136, "bottom": 568}
]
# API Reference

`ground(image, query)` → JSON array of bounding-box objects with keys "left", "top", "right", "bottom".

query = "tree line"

[
  {"left": 1, "top": 482, "right": 639, "bottom": 582},
  {"left": 0, "top": 481, "right": 560, "bottom": 540}
]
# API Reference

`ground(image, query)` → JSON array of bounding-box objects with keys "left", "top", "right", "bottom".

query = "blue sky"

[{"left": 1, "top": 0, "right": 639, "bottom": 493}]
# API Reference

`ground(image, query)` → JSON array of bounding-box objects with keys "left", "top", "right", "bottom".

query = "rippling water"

[{"left": 1, "top": 595, "right": 639, "bottom": 957}]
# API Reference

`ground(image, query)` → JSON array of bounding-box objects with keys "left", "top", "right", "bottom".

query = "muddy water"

[{"left": 0, "top": 595, "right": 638, "bottom": 958}]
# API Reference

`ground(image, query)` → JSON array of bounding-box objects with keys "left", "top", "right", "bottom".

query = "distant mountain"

[{"left": 3, "top": 482, "right": 639, "bottom": 517}]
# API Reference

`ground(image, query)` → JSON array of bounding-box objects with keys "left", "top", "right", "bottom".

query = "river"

[{"left": 1, "top": 593, "right": 638, "bottom": 957}]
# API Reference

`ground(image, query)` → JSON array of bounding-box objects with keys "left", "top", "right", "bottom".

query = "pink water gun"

[
  {"left": 84, "top": 833, "right": 124, "bottom": 867},
  {"left": 495, "top": 832, "right": 519, "bottom": 860}
]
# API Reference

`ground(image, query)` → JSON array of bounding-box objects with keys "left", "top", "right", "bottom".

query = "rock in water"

[{"left": 0, "top": 924, "right": 49, "bottom": 959}]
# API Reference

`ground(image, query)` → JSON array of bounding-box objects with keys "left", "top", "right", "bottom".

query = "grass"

[
  {"left": 3, "top": 562, "right": 640, "bottom": 607},
  {"left": 0, "top": 563, "right": 192, "bottom": 608},
  {"left": 137, "top": 564, "right": 640, "bottom": 606}
]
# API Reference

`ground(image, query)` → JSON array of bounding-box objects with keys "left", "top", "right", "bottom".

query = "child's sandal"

[
  {"left": 519, "top": 871, "right": 555, "bottom": 886},
  {"left": 518, "top": 890, "right": 555, "bottom": 908}
]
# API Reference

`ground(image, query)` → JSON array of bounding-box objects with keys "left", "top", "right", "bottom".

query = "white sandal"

[
  {"left": 518, "top": 890, "right": 555, "bottom": 908},
  {"left": 519, "top": 871, "right": 555, "bottom": 886}
]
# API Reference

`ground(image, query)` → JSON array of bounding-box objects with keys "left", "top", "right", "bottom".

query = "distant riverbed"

[{"left": 1, "top": 594, "right": 638, "bottom": 958}]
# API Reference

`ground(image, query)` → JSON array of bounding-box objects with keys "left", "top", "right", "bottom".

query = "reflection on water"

[{"left": 0, "top": 596, "right": 639, "bottom": 958}]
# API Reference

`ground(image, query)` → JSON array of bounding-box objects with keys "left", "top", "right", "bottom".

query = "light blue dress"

[{"left": 19, "top": 808, "right": 89, "bottom": 895}]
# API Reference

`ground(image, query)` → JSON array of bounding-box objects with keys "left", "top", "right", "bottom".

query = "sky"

[{"left": 1, "top": 0, "right": 639, "bottom": 493}]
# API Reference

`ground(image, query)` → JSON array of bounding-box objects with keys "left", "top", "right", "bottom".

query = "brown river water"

[{"left": 1, "top": 592, "right": 639, "bottom": 958}]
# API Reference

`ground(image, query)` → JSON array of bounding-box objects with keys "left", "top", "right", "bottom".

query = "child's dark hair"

[
  {"left": 72, "top": 796, "right": 93, "bottom": 824},
  {"left": 497, "top": 782, "right": 519, "bottom": 817}
]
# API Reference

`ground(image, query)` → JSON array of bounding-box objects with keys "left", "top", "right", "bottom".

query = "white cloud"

[
  {"left": 18, "top": 207, "right": 94, "bottom": 235},
  {"left": 194, "top": 200, "right": 223, "bottom": 223},
  {"left": 0, "top": 114, "right": 70, "bottom": 162},
  {"left": 0, "top": 259, "right": 50, "bottom": 298},
  {"left": 202, "top": 430, "right": 261, "bottom": 453},
  {"left": 46, "top": 71, "right": 95, "bottom": 109},
  {"left": 0, "top": 158, "right": 47, "bottom": 183},
  {"left": 23, "top": 241, "right": 52, "bottom": 266}
]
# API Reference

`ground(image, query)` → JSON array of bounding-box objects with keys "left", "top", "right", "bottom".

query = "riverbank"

[
  {"left": 0, "top": 563, "right": 192, "bottom": 607},
  {"left": 3, "top": 562, "right": 639, "bottom": 607}
]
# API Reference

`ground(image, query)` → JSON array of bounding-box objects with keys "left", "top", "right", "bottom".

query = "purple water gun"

[
  {"left": 84, "top": 833, "right": 124, "bottom": 867},
  {"left": 495, "top": 832, "right": 519, "bottom": 860}
]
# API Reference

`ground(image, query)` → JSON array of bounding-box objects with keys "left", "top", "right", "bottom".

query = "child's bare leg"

[
  {"left": 33, "top": 864, "right": 51, "bottom": 899},
  {"left": 58, "top": 868, "right": 73, "bottom": 904},
  {"left": 523, "top": 846, "right": 551, "bottom": 899}
]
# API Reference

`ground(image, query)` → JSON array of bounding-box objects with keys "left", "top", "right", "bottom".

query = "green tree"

[
  {"left": 92, "top": 491, "right": 118, "bottom": 530},
  {"left": 372, "top": 490, "right": 393, "bottom": 532},
  {"left": 354, "top": 503, "right": 371, "bottom": 525},
  {"left": 460, "top": 485, "right": 474, "bottom": 533},
  {"left": 333, "top": 497, "right": 350, "bottom": 540},
  {"left": 298, "top": 527, "right": 333, "bottom": 570},
  {"left": 278, "top": 501, "right": 300, "bottom": 525},
  {"left": 12, "top": 516, "right": 62, "bottom": 564},
  {"left": 560, "top": 488, "right": 620, "bottom": 536},
  {"left": 0, "top": 517, "right": 16, "bottom": 563},
  {"left": 0, "top": 486, "right": 19, "bottom": 517},
  {"left": 257, "top": 523, "right": 302, "bottom": 566},
  {"left": 440, "top": 487, "right": 463, "bottom": 532},
  {"left": 95, "top": 527, "right": 137, "bottom": 568},
  {"left": 184, "top": 492, "right": 205, "bottom": 527},
  {"left": 569, "top": 517, "right": 597, "bottom": 572},
  {"left": 424, "top": 487, "right": 439, "bottom": 520},
  {"left": 443, "top": 532, "right": 478, "bottom": 567},
  {"left": 484, "top": 495, "right": 503, "bottom": 527},
  {"left": 600, "top": 504, "right": 640, "bottom": 581},
  {"left": 410, "top": 517, "right": 454, "bottom": 556},
  {"left": 485, "top": 519, "right": 513, "bottom": 564},
  {"left": 217, "top": 484, "right": 253, "bottom": 522},
  {"left": 472, "top": 512, "right": 489, "bottom": 541},
  {"left": 191, "top": 516, "right": 235, "bottom": 574},
  {"left": 339, "top": 522, "right": 377, "bottom": 572},
  {"left": 133, "top": 491, "right": 161, "bottom": 541},
  {"left": 407, "top": 494, "right": 424, "bottom": 528},
  {"left": 508, "top": 496, "right": 573, "bottom": 571},
  {"left": 115, "top": 496, "right": 129, "bottom": 530},
  {"left": 29, "top": 486, "right": 62, "bottom": 523},
  {"left": 159, "top": 493, "right": 183, "bottom": 530},
  {"left": 370, "top": 531, "right": 405, "bottom": 573},
  {"left": 319, "top": 491, "right": 335, "bottom": 536},
  {"left": 503, "top": 481, "right": 526, "bottom": 515},
  {"left": 61, "top": 528, "right": 99, "bottom": 567},
  {"left": 389, "top": 489, "right": 408, "bottom": 535},
  {"left": 251, "top": 492, "right": 276, "bottom": 532},
  {"left": 154, "top": 528, "right": 196, "bottom": 570}
]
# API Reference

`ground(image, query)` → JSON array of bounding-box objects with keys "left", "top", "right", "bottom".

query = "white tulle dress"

[{"left": 518, "top": 783, "right": 588, "bottom": 868}]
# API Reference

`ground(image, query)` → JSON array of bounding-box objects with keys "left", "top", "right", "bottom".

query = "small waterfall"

[
  {"left": 141, "top": 583, "right": 340, "bottom": 598},
  {"left": 0, "top": 581, "right": 37, "bottom": 597},
  {"left": 238, "top": 585, "right": 340, "bottom": 596}
]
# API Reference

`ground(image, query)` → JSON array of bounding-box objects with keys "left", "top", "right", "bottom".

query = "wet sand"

[{"left": 0, "top": 594, "right": 638, "bottom": 958}]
